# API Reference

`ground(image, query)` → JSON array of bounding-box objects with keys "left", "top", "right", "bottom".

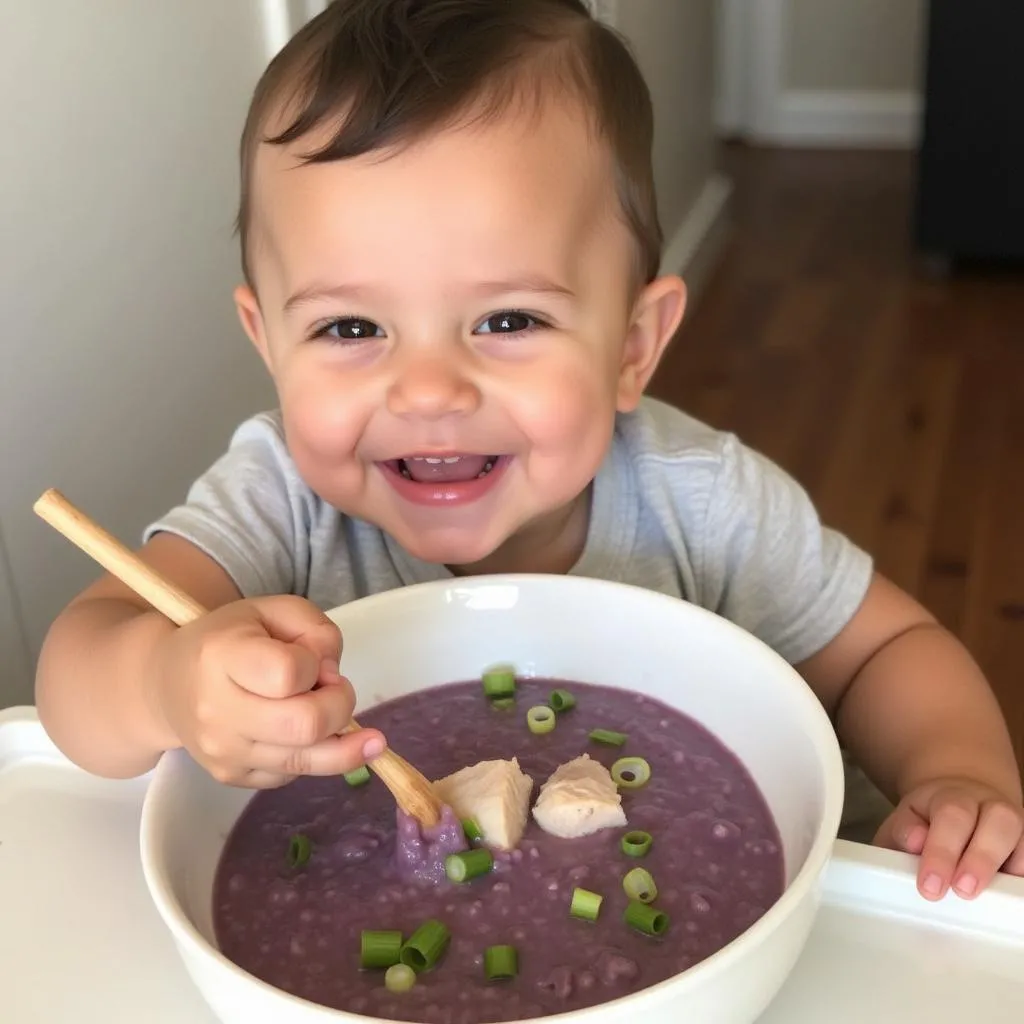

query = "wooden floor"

[{"left": 649, "top": 144, "right": 1024, "bottom": 772}]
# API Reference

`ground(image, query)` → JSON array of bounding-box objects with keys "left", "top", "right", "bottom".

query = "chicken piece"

[
  {"left": 532, "top": 754, "right": 627, "bottom": 839},
  {"left": 433, "top": 758, "right": 533, "bottom": 851}
]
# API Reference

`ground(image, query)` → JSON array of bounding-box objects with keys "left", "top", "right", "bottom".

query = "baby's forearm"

[
  {"left": 35, "top": 597, "right": 180, "bottom": 778},
  {"left": 835, "top": 623, "right": 1022, "bottom": 805}
]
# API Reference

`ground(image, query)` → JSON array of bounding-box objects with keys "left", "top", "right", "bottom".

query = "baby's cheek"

[
  {"left": 281, "top": 372, "right": 366, "bottom": 460},
  {"left": 522, "top": 365, "right": 617, "bottom": 448},
  {"left": 509, "top": 372, "right": 616, "bottom": 497}
]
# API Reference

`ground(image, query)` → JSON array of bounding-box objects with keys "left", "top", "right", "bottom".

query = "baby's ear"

[
  {"left": 616, "top": 275, "right": 687, "bottom": 412},
  {"left": 234, "top": 285, "right": 273, "bottom": 372}
]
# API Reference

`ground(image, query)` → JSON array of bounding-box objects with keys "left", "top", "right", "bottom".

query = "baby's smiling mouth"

[{"left": 385, "top": 454, "right": 501, "bottom": 484}]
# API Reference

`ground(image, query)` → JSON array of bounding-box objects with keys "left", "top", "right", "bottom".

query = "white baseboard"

[
  {"left": 659, "top": 173, "right": 734, "bottom": 302},
  {"left": 753, "top": 90, "right": 922, "bottom": 149}
]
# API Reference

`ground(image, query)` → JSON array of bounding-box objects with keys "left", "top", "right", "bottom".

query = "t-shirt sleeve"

[
  {"left": 698, "top": 433, "right": 874, "bottom": 665},
  {"left": 142, "top": 414, "right": 300, "bottom": 599}
]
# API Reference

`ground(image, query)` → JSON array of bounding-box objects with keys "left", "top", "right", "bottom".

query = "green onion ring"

[
  {"left": 484, "top": 944, "right": 518, "bottom": 980},
  {"left": 360, "top": 930, "right": 403, "bottom": 969},
  {"left": 621, "top": 830, "right": 653, "bottom": 857},
  {"left": 286, "top": 833, "right": 311, "bottom": 868},
  {"left": 527, "top": 705, "right": 557, "bottom": 735},
  {"left": 482, "top": 666, "right": 516, "bottom": 699},
  {"left": 400, "top": 919, "right": 451, "bottom": 972},
  {"left": 611, "top": 756, "right": 651, "bottom": 789},
  {"left": 569, "top": 887, "right": 603, "bottom": 922},
  {"left": 589, "top": 728, "right": 628, "bottom": 746},
  {"left": 625, "top": 899, "right": 670, "bottom": 936},
  {"left": 445, "top": 849, "right": 494, "bottom": 883},
  {"left": 384, "top": 963, "right": 417, "bottom": 993},
  {"left": 549, "top": 689, "right": 576, "bottom": 712},
  {"left": 622, "top": 867, "right": 658, "bottom": 903},
  {"left": 344, "top": 765, "right": 371, "bottom": 787}
]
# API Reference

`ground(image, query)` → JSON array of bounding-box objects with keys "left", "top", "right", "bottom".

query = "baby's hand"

[
  {"left": 150, "top": 595, "right": 386, "bottom": 788},
  {"left": 874, "top": 777, "right": 1024, "bottom": 900}
]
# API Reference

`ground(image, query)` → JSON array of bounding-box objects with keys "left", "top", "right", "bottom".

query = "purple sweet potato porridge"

[{"left": 213, "top": 679, "right": 785, "bottom": 1024}]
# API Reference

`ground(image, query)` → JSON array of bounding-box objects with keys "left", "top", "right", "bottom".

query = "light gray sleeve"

[
  {"left": 142, "top": 414, "right": 300, "bottom": 599},
  {"left": 698, "top": 434, "right": 875, "bottom": 665}
]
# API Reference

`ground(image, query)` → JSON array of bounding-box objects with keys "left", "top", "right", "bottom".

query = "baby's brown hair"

[{"left": 237, "top": 0, "right": 663, "bottom": 289}]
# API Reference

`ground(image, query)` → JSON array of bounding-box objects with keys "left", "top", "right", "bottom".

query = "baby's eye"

[
  {"left": 474, "top": 311, "right": 545, "bottom": 335},
  {"left": 313, "top": 317, "right": 385, "bottom": 343}
]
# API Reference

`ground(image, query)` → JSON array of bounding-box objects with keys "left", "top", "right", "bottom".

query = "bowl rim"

[{"left": 140, "top": 572, "right": 846, "bottom": 1024}]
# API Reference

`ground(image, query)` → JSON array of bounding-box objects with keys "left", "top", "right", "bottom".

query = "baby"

[{"left": 36, "top": 0, "right": 1023, "bottom": 902}]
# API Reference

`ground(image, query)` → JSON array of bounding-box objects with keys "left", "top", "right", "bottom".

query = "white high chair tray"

[{"left": 3, "top": 705, "right": 1024, "bottom": 1023}]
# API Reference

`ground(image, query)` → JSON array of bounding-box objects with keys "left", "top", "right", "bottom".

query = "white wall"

[
  {"left": 616, "top": 0, "right": 717, "bottom": 240},
  {"left": 717, "top": 0, "right": 926, "bottom": 148},
  {"left": 786, "top": 0, "right": 925, "bottom": 93},
  {"left": 0, "top": 0, "right": 278, "bottom": 706},
  {"left": 613, "top": 0, "right": 731, "bottom": 299}
]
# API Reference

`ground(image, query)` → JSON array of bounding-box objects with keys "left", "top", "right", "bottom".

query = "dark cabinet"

[{"left": 914, "top": 0, "right": 1024, "bottom": 262}]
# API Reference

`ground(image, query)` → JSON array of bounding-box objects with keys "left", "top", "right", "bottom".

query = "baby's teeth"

[
  {"left": 424, "top": 457, "right": 442, "bottom": 465},
  {"left": 443, "top": 457, "right": 461, "bottom": 464}
]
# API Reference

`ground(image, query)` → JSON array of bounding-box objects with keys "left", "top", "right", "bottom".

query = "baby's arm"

[
  {"left": 797, "top": 572, "right": 1024, "bottom": 898},
  {"left": 36, "top": 533, "right": 237, "bottom": 776},
  {"left": 35, "top": 533, "right": 382, "bottom": 784}
]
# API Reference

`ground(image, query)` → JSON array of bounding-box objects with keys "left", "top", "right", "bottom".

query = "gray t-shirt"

[{"left": 145, "top": 395, "right": 884, "bottom": 828}]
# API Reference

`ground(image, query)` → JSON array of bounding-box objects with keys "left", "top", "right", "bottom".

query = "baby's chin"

[{"left": 390, "top": 526, "right": 509, "bottom": 572}]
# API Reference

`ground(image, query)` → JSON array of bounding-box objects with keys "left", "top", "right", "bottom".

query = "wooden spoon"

[{"left": 33, "top": 487, "right": 444, "bottom": 827}]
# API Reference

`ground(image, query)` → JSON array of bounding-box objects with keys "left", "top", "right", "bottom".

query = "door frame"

[{"left": 715, "top": 0, "right": 787, "bottom": 139}]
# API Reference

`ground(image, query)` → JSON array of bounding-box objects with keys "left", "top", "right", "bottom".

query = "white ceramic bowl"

[{"left": 140, "top": 574, "right": 845, "bottom": 1024}]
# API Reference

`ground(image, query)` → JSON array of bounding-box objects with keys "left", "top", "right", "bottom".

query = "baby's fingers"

[
  {"left": 242, "top": 678, "right": 358, "bottom": 748},
  {"left": 917, "top": 797, "right": 981, "bottom": 900},
  {"left": 873, "top": 803, "right": 928, "bottom": 855},
  {"left": 246, "top": 728, "right": 387, "bottom": 778},
  {"left": 1003, "top": 839, "right": 1024, "bottom": 877},
  {"left": 950, "top": 803, "right": 1024, "bottom": 899},
  {"left": 223, "top": 633, "right": 322, "bottom": 699}
]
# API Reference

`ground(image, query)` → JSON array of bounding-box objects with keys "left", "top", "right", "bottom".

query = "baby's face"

[{"left": 237, "top": 96, "right": 684, "bottom": 569}]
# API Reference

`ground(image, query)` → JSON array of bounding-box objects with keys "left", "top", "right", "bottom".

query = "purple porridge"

[{"left": 213, "top": 679, "right": 785, "bottom": 1024}]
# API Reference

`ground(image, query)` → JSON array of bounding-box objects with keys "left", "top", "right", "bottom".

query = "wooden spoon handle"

[
  {"left": 33, "top": 488, "right": 443, "bottom": 827},
  {"left": 34, "top": 489, "right": 206, "bottom": 626}
]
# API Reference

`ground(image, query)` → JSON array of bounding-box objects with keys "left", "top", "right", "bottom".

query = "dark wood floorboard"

[{"left": 648, "top": 143, "right": 1024, "bottom": 773}]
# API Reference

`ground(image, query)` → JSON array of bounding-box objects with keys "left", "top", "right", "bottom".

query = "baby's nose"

[{"left": 386, "top": 356, "right": 482, "bottom": 420}]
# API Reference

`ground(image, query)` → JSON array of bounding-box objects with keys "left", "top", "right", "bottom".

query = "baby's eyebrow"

[
  {"left": 283, "top": 283, "right": 373, "bottom": 314},
  {"left": 469, "top": 276, "right": 576, "bottom": 300},
  {"left": 283, "top": 276, "right": 576, "bottom": 313}
]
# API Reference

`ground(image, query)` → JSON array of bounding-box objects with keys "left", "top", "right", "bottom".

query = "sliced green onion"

[
  {"left": 445, "top": 848, "right": 494, "bottom": 883},
  {"left": 400, "top": 919, "right": 451, "bottom": 972},
  {"left": 286, "top": 834, "right": 311, "bottom": 868},
  {"left": 589, "top": 728, "right": 627, "bottom": 747},
  {"left": 484, "top": 944, "right": 518, "bottom": 981},
  {"left": 384, "top": 963, "right": 417, "bottom": 993},
  {"left": 462, "top": 818, "right": 484, "bottom": 843},
  {"left": 611, "top": 756, "right": 651, "bottom": 789},
  {"left": 625, "top": 899, "right": 669, "bottom": 936},
  {"left": 491, "top": 698, "right": 515, "bottom": 710},
  {"left": 361, "top": 930, "right": 403, "bottom": 969},
  {"left": 527, "top": 705, "right": 556, "bottom": 735},
  {"left": 623, "top": 867, "right": 658, "bottom": 903},
  {"left": 621, "top": 830, "right": 653, "bottom": 858},
  {"left": 344, "top": 765, "right": 371, "bottom": 787},
  {"left": 569, "top": 887, "right": 603, "bottom": 922},
  {"left": 549, "top": 689, "right": 576, "bottom": 712},
  {"left": 482, "top": 666, "right": 516, "bottom": 699}
]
